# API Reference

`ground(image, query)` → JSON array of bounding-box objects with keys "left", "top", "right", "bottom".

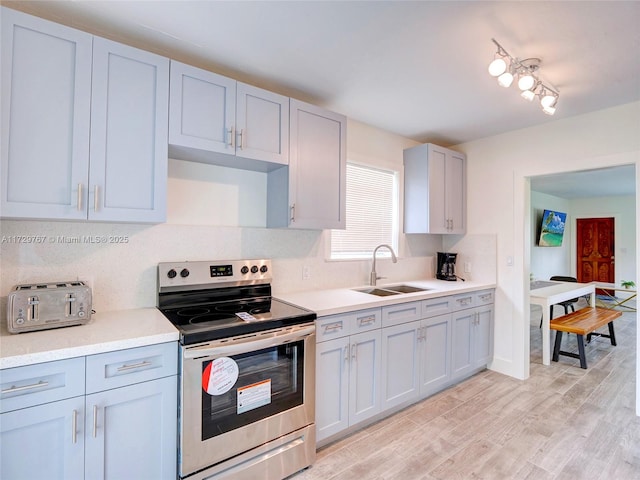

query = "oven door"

[{"left": 179, "top": 323, "right": 315, "bottom": 478}]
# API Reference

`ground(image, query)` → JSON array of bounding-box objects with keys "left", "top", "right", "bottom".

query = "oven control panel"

[{"left": 158, "top": 260, "right": 272, "bottom": 290}]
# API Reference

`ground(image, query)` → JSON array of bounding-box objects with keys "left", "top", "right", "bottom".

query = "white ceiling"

[{"left": 4, "top": 0, "right": 639, "bottom": 196}]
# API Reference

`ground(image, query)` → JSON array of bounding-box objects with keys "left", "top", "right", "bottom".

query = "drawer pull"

[
  {"left": 116, "top": 360, "right": 152, "bottom": 372},
  {"left": 1, "top": 380, "right": 49, "bottom": 394},
  {"left": 480, "top": 294, "right": 492, "bottom": 300},
  {"left": 323, "top": 322, "right": 343, "bottom": 333},
  {"left": 358, "top": 315, "right": 376, "bottom": 326}
]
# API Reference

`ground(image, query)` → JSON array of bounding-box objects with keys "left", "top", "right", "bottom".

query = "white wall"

[{"left": 458, "top": 101, "right": 640, "bottom": 414}]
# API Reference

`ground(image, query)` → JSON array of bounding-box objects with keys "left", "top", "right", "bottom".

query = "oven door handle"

[{"left": 183, "top": 325, "right": 315, "bottom": 359}]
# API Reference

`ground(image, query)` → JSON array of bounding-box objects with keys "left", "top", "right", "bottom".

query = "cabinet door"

[
  {"left": 380, "top": 321, "right": 420, "bottom": 410},
  {"left": 419, "top": 314, "right": 451, "bottom": 397},
  {"left": 451, "top": 308, "right": 474, "bottom": 380},
  {"left": 473, "top": 305, "right": 494, "bottom": 368},
  {"left": 0, "top": 397, "right": 85, "bottom": 480},
  {"left": 236, "top": 83, "right": 289, "bottom": 165},
  {"left": 349, "top": 330, "right": 381, "bottom": 425},
  {"left": 169, "top": 60, "right": 236, "bottom": 155},
  {"left": 445, "top": 150, "right": 466, "bottom": 234},
  {"left": 287, "top": 99, "right": 346, "bottom": 230},
  {"left": 426, "top": 144, "right": 448, "bottom": 233},
  {"left": 315, "top": 338, "right": 349, "bottom": 442},
  {"left": 84, "top": 375, "right": 177, "bottom": 480},
  {"left": 89, "top": 37, "right": 169, "bottom": 223},
  {"left": 1, "top": 7, "right": 92, "bottom": 220}
]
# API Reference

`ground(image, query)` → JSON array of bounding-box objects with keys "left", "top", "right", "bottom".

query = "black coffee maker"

[{"left": 437, "top": 252, "right": 458, "bottom": 281}]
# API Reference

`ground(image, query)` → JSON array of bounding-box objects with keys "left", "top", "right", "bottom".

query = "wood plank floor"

[{"left": 291, "top": 301, "right": 639, "bottom": 479}]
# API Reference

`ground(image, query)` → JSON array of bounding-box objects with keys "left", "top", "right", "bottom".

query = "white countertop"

[
  {"left": 276, "top": 279, "right": 496, "bottom": 317},
  {"left": 0, "top": 308, "right": 179, "bottom": 370}
]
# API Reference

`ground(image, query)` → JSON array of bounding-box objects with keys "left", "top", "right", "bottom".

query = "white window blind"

[{"left": 331, "top": 163, "right": 398, "bottom": 259}]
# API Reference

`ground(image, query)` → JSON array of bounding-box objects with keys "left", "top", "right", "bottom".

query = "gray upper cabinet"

[
  {"left": 0, "top": 7, "right": 169, "bottom": 223},
  {"left": 267, "top": 99, "right": 346, "bottom": 230},
  {"left": 169, "top": 61, "right": 289, "bottom": 171},
  {"left": 403, "top": 143, "right": 466, "bottom": 234},
  {"left": 89, "top": 37, "right": 169, "bottom": 223},
  {"left": 1, "top": 8, "right": 92, "bottom": 221}
]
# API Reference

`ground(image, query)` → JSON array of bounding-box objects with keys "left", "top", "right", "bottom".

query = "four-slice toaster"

[{"left": 6, "top": 281, "right": 92, "bottom": 333}]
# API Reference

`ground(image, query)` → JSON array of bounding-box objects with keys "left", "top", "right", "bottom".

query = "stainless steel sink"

[
  {"left": 383, "top": 285, "right": 428, "bottom": 294},
  {"left": 353, "top": 284, "right": 431, "bottom": 296},
  {"left": 353, "top": 287, "right": 399, "bottom": 296}
]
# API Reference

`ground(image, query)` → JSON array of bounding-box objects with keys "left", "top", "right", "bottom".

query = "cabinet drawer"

[
  {"left": 316, "top": 314, "right": 351, "bottom": 342},
  {"left": 475, "top": 289, "right": 495, "bottom": 306},
  {"left": 351, "top": 308, "right": 382, "bottom": 334},
  {"left": 382, "top": 301, "right": 421, "bottom": 327},
  {"left": 452, "top": 293, "right": 475, "bottom": 311},
  {"left": 0, "top": 357, "right": 85, "bottom": 413},
  {"left": 86, "top": 342, "right": 177, "bottom": 394},
  {"left": 422, "top": 296, "right": 453, "bottom": 318}
]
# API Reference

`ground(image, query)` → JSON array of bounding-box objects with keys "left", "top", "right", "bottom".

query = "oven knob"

[
  {"left": 180, "top": 268, "right": 190, "bottom": 278},
  {"left": 260, "top": 265, "right": 268, "bottom": 273},
  {"left": 251, "top": 265, "right": 259, "bottom": 274},
  {"left": 241, "top": 266, "right": 249, "bottom": 275},
  {"left": 167, "top": 269, "right": 177, "bottom": 279}
]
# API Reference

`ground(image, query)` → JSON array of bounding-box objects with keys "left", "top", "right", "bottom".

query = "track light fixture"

[{"left": 488, "top": 38, "right": 559, "bottom": 115}]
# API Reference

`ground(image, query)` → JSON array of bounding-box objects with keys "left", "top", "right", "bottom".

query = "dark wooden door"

[{"left": 576, "top": 218, "right": 615, "bottom": 292}]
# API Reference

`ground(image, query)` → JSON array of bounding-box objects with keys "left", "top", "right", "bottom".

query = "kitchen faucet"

[{"left": 370, "top": 244, "right": 398, "bottom": 286}]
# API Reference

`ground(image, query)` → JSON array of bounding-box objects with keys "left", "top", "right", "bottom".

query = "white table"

[{"left": 530, "top": 281, "right": 596, "bottom": 365}]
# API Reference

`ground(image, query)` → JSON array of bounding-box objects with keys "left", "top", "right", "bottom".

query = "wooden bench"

[{"left": 550, "top": 307, "right": 622, "bottom": 369}]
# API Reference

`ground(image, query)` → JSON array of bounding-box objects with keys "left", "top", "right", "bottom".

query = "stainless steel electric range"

[{"left": 157, "top": 259, "right": 316, "bottom": 480}]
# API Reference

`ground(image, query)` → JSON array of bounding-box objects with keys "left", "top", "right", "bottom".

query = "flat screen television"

[{"left": 538, "top": 209, "right": 567, "bottom": 247}]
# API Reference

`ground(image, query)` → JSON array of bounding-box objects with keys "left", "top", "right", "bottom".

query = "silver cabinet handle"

[
  {"left": 323, "top": 322, "right": 343, "bottom": 333},
  {"left": 77, "top": 183, "right": 83, "bottom": 211},
  {"left": 351, "top": 343, "right": 357, "bottom": 360},
  {"left": 93, "top": 185, "right": 99, "bottom": 212},
  {"left": 358, "top": 315, "right": 376, "bottom": 326},
  {"left": 92, "top": 405, "right": 98, "bottom": 438},
  {"left": 72, "top": 409, "right": 78, "bottom": 444},
  {"left": 290, "top": 204, "right": 296, "bottom": 222},
  {"left": 116, "top": 360, "right": 152, "bottom": 372},
  {"left": 228, "top": 126, "right": 235, "bottom": 148},
  {"left": 1, "top": 380, "right": 49, "bottom": 394},
  {"left": 344, "top": 344, "right": 349, "bottom": 362},
  {"left": 238, "top": 129, "right": 245, "bottom": 149}
]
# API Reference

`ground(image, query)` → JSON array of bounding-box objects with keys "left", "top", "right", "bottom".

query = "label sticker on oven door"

[
  {"left": 202, "top": 357, "right": 239, "bottom": 396},
  {"left": 237, "top": 379, "right": 272, "bottom": 414}
]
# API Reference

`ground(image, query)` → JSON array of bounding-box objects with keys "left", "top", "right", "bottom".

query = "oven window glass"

[{"left": 201, "top": 340, "right": 304, "bottom": 440}]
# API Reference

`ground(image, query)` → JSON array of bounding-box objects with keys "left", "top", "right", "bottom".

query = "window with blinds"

[{"left": 330, "top": 162, "right": 399, "bottom": 259}]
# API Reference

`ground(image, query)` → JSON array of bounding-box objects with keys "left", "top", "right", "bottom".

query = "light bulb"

[
  {"left": 540, "top": 93, "right": 556, "bottom": 108},
  {"left": 488, "top": 58, "right": 507, "bottom": 77},
  {"left": 521, "top": 89, "right": 535, "bottom": 101},
  {"left": 518, "top": 74, "right": 535, "bottom": 91},
  {"left": 498, "top": 71, "right": 514, "bottom": 88},
  {"left": 542, "top": 105, "right": 556, "bottom": 115}
]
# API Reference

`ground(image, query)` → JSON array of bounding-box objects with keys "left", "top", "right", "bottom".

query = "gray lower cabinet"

[
  {"left": 0, "top": 342, "right": 178, "bottom": 480},
  {"left": 317, "top": 288, "right": 494, "bottom": 445},
  {"left": 451, "top": 290, "right": 495, "bottom": 381},
  {"left": 315, "top": 309, "right": 381, "bottom": 443}
]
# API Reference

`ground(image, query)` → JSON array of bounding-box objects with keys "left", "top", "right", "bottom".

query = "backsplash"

[{"left": 0, "top": 220, "right": 440, "bottom": 316}]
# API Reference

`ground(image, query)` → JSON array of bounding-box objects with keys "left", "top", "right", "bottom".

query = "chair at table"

[
  {"left": 538, "top": 275, "right": 580, "bottom": 328},
  {"left": 550, "top": 275, "right": 580, "bottom": 318}
]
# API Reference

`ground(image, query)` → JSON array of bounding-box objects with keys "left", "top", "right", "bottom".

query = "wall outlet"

[
  {"left": 302, "top": 265, "right": 311, "bottom": 280},
  {"left": 464, "top": 262, "right": 471, "bottom": 273}
]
